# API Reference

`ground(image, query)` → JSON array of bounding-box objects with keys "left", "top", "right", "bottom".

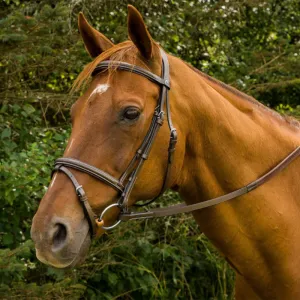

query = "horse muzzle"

[{"left": 31, "top": 214, "right": 91, "bottom": 268}]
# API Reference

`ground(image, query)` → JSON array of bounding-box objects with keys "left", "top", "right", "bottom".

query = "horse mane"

[{"left": 185, "top": 63, "right": 300, "bottom": 129}]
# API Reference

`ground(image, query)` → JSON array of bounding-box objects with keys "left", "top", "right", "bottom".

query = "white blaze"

[
  {"left": 88, "top": 83, "right": 110, "bottom": 101},
  {"left": 65, "top": 138, "right": 74, "bottom": 153},
  {"left": 49, "top": 173, "right": 58, "bottom": 189}
]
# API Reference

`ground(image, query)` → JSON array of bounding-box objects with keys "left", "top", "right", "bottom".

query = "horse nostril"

[{"left": 52, "top": 223, "right": 68, "bottom": 250}]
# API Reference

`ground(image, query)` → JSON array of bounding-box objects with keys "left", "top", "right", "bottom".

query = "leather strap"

[
  {"left": 53, "top": 165, "right": 97, "bottom": 237},
  {"left": 119, "top": 146, "right": 300, "bottom": 221},
  {"left": 92, "top": 61, "right": 170, "bottom": 89},
  {"left": 134, "top": 51, "right": 177, "bottom": 207},
  {"left": 55, "top": 158, "right": 124, "bottom": 192},
  {"left": 247, "top": 146, "right": 300, "bottom": 191}
]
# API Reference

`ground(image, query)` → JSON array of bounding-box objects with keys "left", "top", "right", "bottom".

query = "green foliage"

[
  {"left": 291, "top": 106, "right": 300, "bottom": 119},
  {"left": 1, "top": 0, "right": 299, "bottom": 108},
  {"left": 276, "top": 103, "right": 294, "bottom": 114},
  {"left": 0, "top": 103, "right": 69, "bottom": 247},
  {"left": 0, "top": 241, "right": 86, "bottom": 299},
  {"left": 0, "top": 213, "right": 235, "bottom": 299},
  {"left": 0, "top": 1, "right": 86, "bottom": 103},
  {"left": 80, "top": 215, "right": 235, "bottom": 299}
]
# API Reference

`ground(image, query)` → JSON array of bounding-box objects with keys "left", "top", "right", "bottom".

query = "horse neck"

[
  {"left": 170, "top": 56, "right": 298, "bottom": 198},
  {"left": 169, "top": 55, "right": 300, "bottom": 291}
]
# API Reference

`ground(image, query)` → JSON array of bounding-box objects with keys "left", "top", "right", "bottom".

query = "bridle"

[
  {"left": 53, "top": 49, "right": 176, "bottom": 236},
  {"left": 52, "top": 48, "right": 300, "bottom": 238}
]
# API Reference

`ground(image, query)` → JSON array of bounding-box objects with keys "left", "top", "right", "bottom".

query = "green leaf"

[
  {"left": 2, "top": 233, "right": 14, "bottom": 246},
  {"left": 23, "top": 104, "right": 35, "bottom": 115},
  {"left": 1, "top": 128, "right": 11, "bottom": 139},
  {"left": 108, "top": 273, "right": 118, "bottom": 285},
  {"left": 172, "top": 35, "right": 179, "bottom": 42}
]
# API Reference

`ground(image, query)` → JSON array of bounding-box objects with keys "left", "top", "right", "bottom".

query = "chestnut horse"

[{"left": 31, "top": 6, "right": 300, "bottom": 299}]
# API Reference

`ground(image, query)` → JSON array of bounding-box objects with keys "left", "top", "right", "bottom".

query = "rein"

[{"left": 52, "top": 49, "right": 300, "bottom": 238}]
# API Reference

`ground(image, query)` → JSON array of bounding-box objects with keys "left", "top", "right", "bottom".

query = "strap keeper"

[
  {"left": 76, "top": 185, "right": 85, "bottom": 197},
  {"left": 156, "top": 119, "right": 163, "bottom": 126},
  {"left": 167, "top": 130, "right": 177, "bottom": 163},
  {"left": 168, "top": 129, "right": 178, "bottom": 151},
  {"left": 170, "top": 128, "right": 178, "bottom": 141},
  {"left": 155, "top": 111, "right": 164, "bottom": 125},
  {"left": 141, "top": 153, "right": 148, "bottom": 160}
]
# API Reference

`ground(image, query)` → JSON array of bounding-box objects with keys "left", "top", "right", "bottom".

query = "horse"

[{"left": 31, "top": 5, "right": 300, "bottom": 299}]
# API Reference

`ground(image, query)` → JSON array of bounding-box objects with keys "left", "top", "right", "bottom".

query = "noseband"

[{"left": 52, "top": 48, "right": 300, "bottom": 238}]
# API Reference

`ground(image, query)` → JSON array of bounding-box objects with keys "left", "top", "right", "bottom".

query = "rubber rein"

[{"left": 52, "top": 49, "right": 300, "bottom": 237}]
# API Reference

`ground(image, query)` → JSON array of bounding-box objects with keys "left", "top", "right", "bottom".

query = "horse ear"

[
  {"left": 127, "top": 5, "right": 153, "bottom": 60},
  {"left": 78, "top": 12, "right": 114, "bottom": 58}
]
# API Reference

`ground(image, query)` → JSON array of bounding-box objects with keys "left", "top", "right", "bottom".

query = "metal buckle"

[
  {"left": 98, "top": 203, "right": 122, "bottom": 230},
  {"left": 75, "top": 185, "right": 84, "bottom": 197}
]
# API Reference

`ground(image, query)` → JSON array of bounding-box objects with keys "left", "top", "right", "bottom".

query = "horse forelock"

[{"left": 71, "top": 41, "right": 155, "bottom": 94}]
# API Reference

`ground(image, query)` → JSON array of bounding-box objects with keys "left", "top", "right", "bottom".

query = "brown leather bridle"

[{"left": 52, "top": 48, "right": 300, "bottom": 238}]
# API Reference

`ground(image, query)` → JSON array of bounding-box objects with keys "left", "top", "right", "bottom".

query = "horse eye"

[{"left": 123, "top": 107, "right": 140, "bottom": 121}]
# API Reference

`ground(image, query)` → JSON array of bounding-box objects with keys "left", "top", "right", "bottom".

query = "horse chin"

[{"left": 35, "top": 230, "right": 92, "bottom": 269}]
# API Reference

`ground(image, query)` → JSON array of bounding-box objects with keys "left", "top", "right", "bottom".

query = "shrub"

[{"left": 0, "top": 103, "right": 69, "bottom": 247}]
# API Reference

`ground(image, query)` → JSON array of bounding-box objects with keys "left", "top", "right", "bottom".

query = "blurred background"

[{"left": 0, "top": 0, "right": 299, "bottom": 299}]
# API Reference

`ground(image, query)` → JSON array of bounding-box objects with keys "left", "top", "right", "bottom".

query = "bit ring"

[{"left": 98, "top": 203, "right": 121, "bottom": 230}]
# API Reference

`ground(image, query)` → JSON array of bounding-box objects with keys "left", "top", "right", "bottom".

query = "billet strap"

[{"left": 119, "top": 146, "right": 300, "bottom": 221}]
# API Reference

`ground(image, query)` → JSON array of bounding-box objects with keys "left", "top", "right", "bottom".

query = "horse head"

[{"left": 31, "top": 6, "right": 184, "bottom": 268}]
